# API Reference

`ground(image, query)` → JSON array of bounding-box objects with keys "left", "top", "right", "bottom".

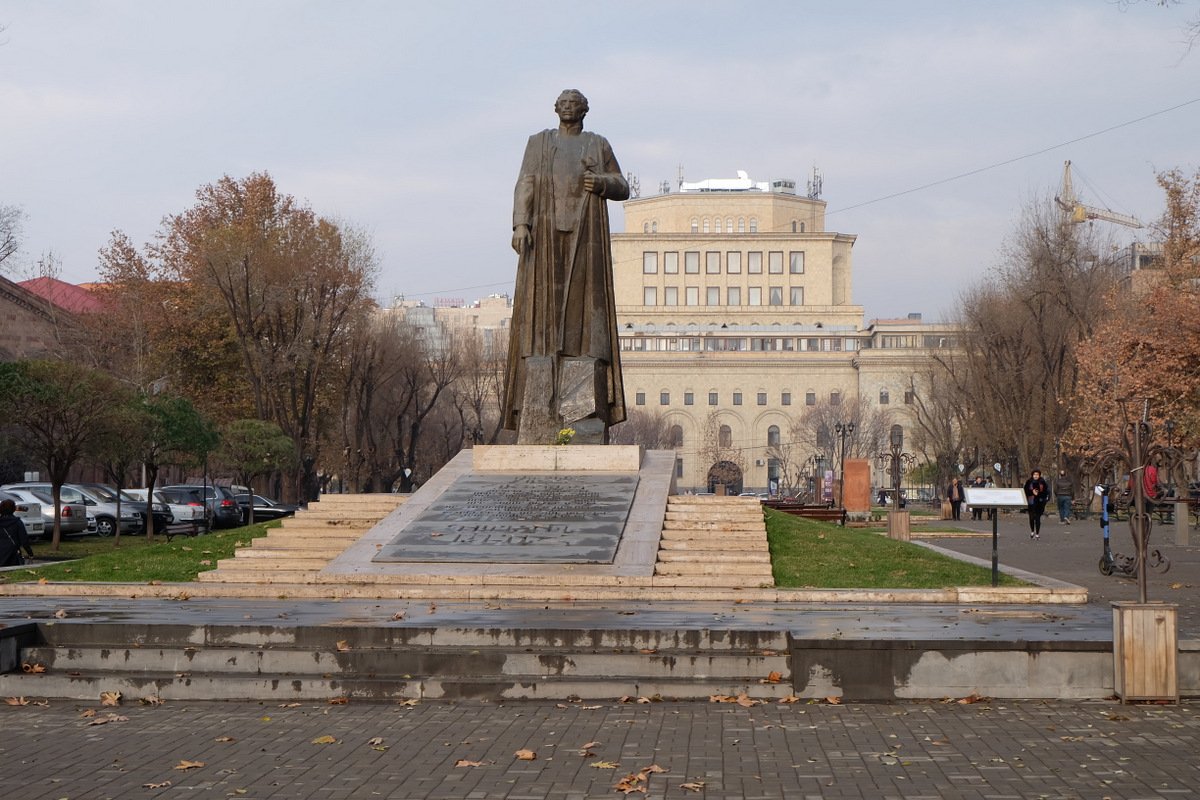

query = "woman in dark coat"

[
  {"left": 0, "top": 498, "right": 35, "bottom": 567},
  {"left": 1023, "top": 470, "right": 1050, "bottom": 539}
]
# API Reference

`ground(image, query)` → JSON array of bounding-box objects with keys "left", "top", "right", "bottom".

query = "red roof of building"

[{"left": 17, "top": 277, "right": 106, "bottom": 314}]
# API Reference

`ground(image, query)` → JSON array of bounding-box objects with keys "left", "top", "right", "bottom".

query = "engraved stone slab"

[{"left": 373, "top": 472, "right": 640, "bottom": 563}]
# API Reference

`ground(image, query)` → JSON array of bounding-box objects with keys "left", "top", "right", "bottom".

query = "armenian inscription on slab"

[{"left": 373, "top": 472, "right": 640, "bottom": 563}]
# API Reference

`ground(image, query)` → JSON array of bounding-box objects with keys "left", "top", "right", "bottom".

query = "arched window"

[
  {"left": 703, "top": 218, "right": 711, "bottom": 233},
  {"left": 643, "top": 222, "right": 650, "bottom": 233},
  {"left": 799, "top": 222, "right": 806, "bottom": 232},
  {"left": 690, "top": 217, "right": 699, "bottom": 233},
  {"left": 714, "top": 218, "right": 722, "bottom": 233},
  {"left": 719, "top": 424, "right": 732, "bottom": 449},
  {"left": 749, "top": 218, "right": 758, "bottom": 233},
  {"left": 669, "top": 425, "right": 683, "bottom": 448},
  {"left": 791, "top": 220, "right": 797, "bottom": 232},
  {"left": 726, "top": 217, "right": 733, "bottom": 232},
  {"left": 651, "top": 221, "right": 658, "bottom": 233},
  {"left": 767, "top": 425, "right": 780, "bottom": 447},
  {"left": 738, "top": 217, "right": 745, "bottom": 233}
]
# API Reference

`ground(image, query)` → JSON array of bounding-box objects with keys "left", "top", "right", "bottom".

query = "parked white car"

[
  {"left": 125, "top": 488, "right": 205, "bottom": 534},
  {"left": 0, "top": 489, "right": 45, "bottom": 540}
]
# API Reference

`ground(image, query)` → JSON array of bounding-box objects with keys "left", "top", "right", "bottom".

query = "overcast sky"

[{"left": 3, "top": 1, "right": 1198, "bottom": 322}]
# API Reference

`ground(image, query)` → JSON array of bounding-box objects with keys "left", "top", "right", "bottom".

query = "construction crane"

[{"left": 1055, "top": 160, "right": 1142, "bottom": 228}]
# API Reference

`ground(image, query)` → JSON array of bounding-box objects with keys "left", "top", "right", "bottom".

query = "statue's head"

[{"left": 555, "top": 89, "right": 589, "bottom": 119}]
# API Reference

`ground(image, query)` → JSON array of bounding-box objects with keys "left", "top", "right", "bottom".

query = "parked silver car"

[
  {"left": 5, "top": 482, "right": 141, "bottom": 537},
  {"left": 0, "top": 485, "right": 88, "bottom": 536}
]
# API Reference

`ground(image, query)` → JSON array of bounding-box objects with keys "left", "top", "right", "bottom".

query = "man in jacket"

[{"left": 1053, "top": 469, "right": 1074, "bottom": 525}]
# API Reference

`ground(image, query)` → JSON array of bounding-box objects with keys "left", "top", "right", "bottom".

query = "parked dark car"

[
  {"left": 234, "top": 494, "right": 298, "bottom": 525},
  {"left": 161, "top": 484, "right": 243, "bottom": 529}
]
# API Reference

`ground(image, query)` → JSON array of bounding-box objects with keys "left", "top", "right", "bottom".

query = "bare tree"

[
  {"left": 945, "top": 197, "right": 1118, "bottom": 480},
  {"left": 0, "top": 204, "right": 22, "bottom": 271},
  {"left": 699, "top": 411, "right": 748, "bottom": 494},
  {"left": 609, "top": 408, "right": 671, "bottom": 449}
]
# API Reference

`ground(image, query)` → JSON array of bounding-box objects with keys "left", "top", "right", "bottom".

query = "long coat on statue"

[{"left": 502, "top": 128, "right": 629, "bottom": 432}]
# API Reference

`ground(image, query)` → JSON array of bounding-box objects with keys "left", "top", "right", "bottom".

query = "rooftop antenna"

[
  {"left": 807, "top": 165, "right": 823, "bottom": 200},
  {"left": 677, "top": 163, "right": 685, "bottom": 189},
  {"left": 658, "top": 180, "right": 672, "bottom": 195},
  {"left": 626, "top": 172, "right": 640, "bottom": 199}
]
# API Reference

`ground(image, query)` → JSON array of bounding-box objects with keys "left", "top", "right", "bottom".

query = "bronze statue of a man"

[{"left": 502, "top": 89, "right": 629, "bottom": 444}]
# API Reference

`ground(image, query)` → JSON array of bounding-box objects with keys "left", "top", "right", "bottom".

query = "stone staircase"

[
  {"left": 654, "top": 495, "right": 775, "bottom": 586},
  {"left": 194, "top": 493, "right": 407, "bottom": 585}
]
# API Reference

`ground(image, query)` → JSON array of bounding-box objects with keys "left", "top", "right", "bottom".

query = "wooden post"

[
  {"left": 1112, "top": 601, "right": 1178, "bottom": 703},
  {"left": 887, "top": 509, "right": 911, "bottom": 541}
]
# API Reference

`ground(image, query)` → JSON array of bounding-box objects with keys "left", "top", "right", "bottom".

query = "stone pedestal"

[
  {"left": 887, "top": 510, "right": 911, "bottom": 541},
  {"left": 1112, "top": 601, "right": 1178, "bottom": 703}
]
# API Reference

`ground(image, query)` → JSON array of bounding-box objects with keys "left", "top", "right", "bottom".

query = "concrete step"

[
  {"left": 656, "top": 551, "right": 771, "bottom": 563},
  {"left": 662, "top": 520, "right": 764, "bottom": 531},
  {"left": 658, "top": 540, "right": 769, "bottom": 552},
  {"left": 655, "top": 562, "right": 774, "bottom": 577}
]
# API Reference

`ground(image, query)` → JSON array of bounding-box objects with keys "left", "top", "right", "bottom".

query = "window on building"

[
  {"left": 747, "top": 251, "right": 763, "bottom": 274},
  {"left": 651, "top": 221, "right": 658, "bottom": 233},
  {"left": 732, "top": 391, "right": 742, "bottom": 406},
  {"left": 663, "top": 251, "right": 679, "bottom": 274},
  {"left": 669, "top": 425, "right": 683, "bottom": 448},
  {"left": 635, "top": 391, "right": 645, "bottom": 406},
  {"left": 790, "top": 287, "right": 804, "bottom": 305},
  {"left": 725, "top": 217, "right": 733, "bottom": 232},
  {"left": 748, "top": 287, "right": 762, "bottom": 305},
  {"left": 719, "top": 424, "right": 732, "bottom": 448},
  {"left": 643, "top": 252, "right": 658, "bottom": 274},
  {"left": 904, "top": 389, "right": 916, "bottom": 405},
  {"left": 690, "top": 218, "right": 698, "bottom": 233},
  {"left": 789, "top": 251, "right": 805, "bottom": 274},
  {"left": 685, "top": 286, "right": 699, "bottom": 305},
  {"left": 644, "top": 222, "right": 650, "bottom": 233},
  {"left": 714, "top": 218, "right": 722, "bottom": 233},
  {"left": 738, "top": 217, "right": 745, "bottom": 233},
  {"left": 664, "top": 286, "right": 678, "bottom": 306},
  {"left": 703, "top": 218, "right": 710, "bottom": 233},
  {"left": 706, "top": 251, "right": 721, "bottom": 274},
  {"left": 726, "top": 251, "right": 741, "bottom": 273},
  {"left": 685, "top": 251, "right": 700, "bottom": 274},
  {"left": 880, "top": 389, "right": 890, "bottom": 405},
  {"left": 757, "top": 391, "right": 767, "bottom": 406},
  {"left": 643, "top": 287, "right": 657, "bottom": 305},
  {"left": 660, "top": 391, "right": 670, "bottom": 406},
  {"left": 684, "top": 392, "right": 694, "bottom": 406},
  {"left": 708, "top": 391, "right": 718, "bottom": 406},
  {"left": 805, "top": 391, "right": 816, "bottom": 406},
  {"left": 769, "top": 287, "right": 783, "bottom": 305},
  {"left": 791, "top": 220, "right": 798, "bottom": 232},
  {"left": 749, "top": 218, "right": 758, "bottom": 233},
  {"left": 706, "top": 287, "right": 720, "bottom": 306},
  {"left": 781, "top": 391, "right": 792, "bottom": 406},
  {"left": 727, "top": 286, "right": 741, "bottom": 306},
  {"left": 676, "top": 457, "right": 684, "bottom": 477},
  {"left": 830, "top": 391, "right": 842, "bottom": 406},
  {"left": 767, "top": 425, "right": 780, "bottom": 447},
  {"left": 768, "top": 251, "right": 784, "bottom": 274}
]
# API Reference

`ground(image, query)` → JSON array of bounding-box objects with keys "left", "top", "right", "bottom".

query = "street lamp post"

[
  {"left": 834, "top": 421, "right": 855, "bottom": 513},
  {"left": 877, "top": 424, "right": 915, "bottom": 540},
  {"left": 812, "top": 454, "right": 825, "bottom": 504}
]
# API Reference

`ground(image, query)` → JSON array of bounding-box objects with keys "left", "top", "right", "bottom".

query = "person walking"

[
  {"left": 1053, "top": 469, "right": 1074, "bottom": 525},
  {"left": 947, "top": 477, "right": 965, "bottom": 521},
  {"left": 970, "top": 476, "right": 985, "bottom": 520},
  {"left": 0, "top": 498, "right": 34, "bottom": 567},
  {"left": 1023, "top": 469, "right": 1050, "bottom": 539}
]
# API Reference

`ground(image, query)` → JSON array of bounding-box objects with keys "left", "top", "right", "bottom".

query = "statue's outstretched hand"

[{"left": 512, "top": 224, "right": 532, "bottom": 254}]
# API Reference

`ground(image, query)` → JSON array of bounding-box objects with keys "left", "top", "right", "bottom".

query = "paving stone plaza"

[{"left": 2, "top": 507, "right": 1198, "bottom": 799}]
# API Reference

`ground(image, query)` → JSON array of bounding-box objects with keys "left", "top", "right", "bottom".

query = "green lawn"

[
  {"left": 767, "top": 509, "right": 1025, "bottom": 589},
  {"left": 1, "top": 521, "right": 278, "bottom": 584}
]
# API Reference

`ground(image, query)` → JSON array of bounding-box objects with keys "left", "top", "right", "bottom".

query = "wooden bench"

[{"left": 761, "top": 501, "right": 846, "bottom": 524}]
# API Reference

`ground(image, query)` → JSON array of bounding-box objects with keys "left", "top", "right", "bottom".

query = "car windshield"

[
  {"left": 119, "top": 491, "right": 142, "bottom": 502},
  {"left": 30, "top": 487, "right": 85, "bottom": 504},
  {"left": 87, "top": 486, "right": 120, "bottom": 502}
]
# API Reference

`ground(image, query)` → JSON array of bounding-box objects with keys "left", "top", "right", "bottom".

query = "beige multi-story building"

[{"left": 611, "top": 172, "right": 957, "bottom": 493}]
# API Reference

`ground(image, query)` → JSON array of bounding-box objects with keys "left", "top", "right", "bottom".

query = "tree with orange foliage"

[{"left": 1067, "top": 168, "right": 1200, "bottom": 459}]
